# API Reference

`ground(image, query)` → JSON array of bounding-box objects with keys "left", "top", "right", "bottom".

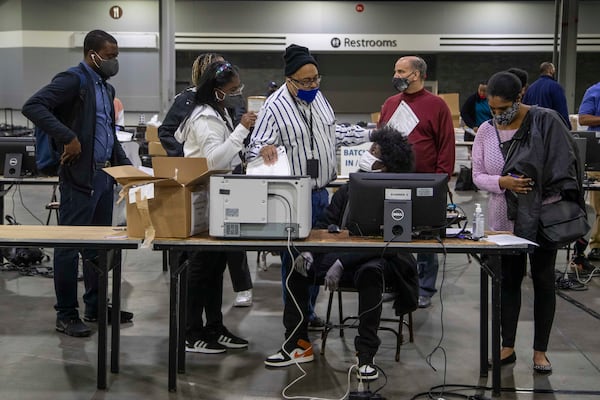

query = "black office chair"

[{"left": 320, "top": 287, "right": 414, "bottom": 362}]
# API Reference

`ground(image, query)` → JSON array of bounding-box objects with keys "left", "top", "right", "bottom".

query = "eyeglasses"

[
  {"left": 289, "top": 75, "right": 322, "bottom": 89},
  {"left": 228, "top": 83, "right": 244, "bottom": 96},
  {"left": 215, "top": 62, "right": 233, "bottom": 76},
  {"left": 217, "top": 84, "right": 245, "bottom": 98}
]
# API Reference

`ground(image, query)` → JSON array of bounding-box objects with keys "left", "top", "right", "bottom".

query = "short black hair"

[
  {"left": 507, "top": 67, "right": 528, "bottom": 89},
  {"left": 83, "top": 30, "right": 117, "bottom": 55},
  {"left": 195, "top": 61, "right": 240, "bottom": 111},
  {"left": 370, "top": 126, "right": 415, "bottom": 173},
  {"left": 487, "top": 71, "right": 522, "bottom": 102}
]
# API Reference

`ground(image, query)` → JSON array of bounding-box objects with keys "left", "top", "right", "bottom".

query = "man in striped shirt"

[{"left": 246, "top": 44, "right": 370, "bottom": 331}]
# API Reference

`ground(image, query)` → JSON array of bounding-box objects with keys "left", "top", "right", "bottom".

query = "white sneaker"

[{"left": 233, "top": 290, "right": 253, "bottom": 307}]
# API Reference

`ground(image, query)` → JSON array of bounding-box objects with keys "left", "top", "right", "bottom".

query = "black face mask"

[
  {"left": 392, "top": 71, "right": 416, "bottom": 93},
  {"left": 92, "top": 51, "right": 119, "bottom": 79},
  {"left": 392, "top": 77, "right": 409, "bottom": 93}
]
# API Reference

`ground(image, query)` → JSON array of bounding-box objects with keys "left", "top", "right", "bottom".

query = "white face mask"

[{"left": 358, "top": 151, "right": 383, "bottom": 172}]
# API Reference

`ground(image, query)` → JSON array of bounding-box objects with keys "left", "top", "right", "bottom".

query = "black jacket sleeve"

[
  {"left": 158, "top": 89, "right": 196, "bottom": 157},
  {"left": 460, "top": 92, "right": 478, "bottom": 129},
  {"left": 22, "top": 71, "right": 81, "bottom": 145}
]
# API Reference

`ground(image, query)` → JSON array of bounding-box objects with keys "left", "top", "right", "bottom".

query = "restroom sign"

[{"left": 110, "top": 5, "right": 123, "bottom": 19}]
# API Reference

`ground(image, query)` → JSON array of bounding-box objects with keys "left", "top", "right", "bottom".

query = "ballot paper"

[
  {"left": 483, "top": 234, "right": 538, "bottom": 247},
  {"left": 385, "top": 100, "right": 419, "bottom": 136},
  {"left": 246, "top": 146, "right": 291, "bottom": 176}
]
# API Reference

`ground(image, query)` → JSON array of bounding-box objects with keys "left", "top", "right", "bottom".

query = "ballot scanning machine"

[{"left": 209, "top": 175, "right": 312, "bottom": 239}]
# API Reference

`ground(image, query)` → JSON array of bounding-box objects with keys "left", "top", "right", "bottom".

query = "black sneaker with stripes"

[
  {"left": 185, "top": 337, "right": 226, "bottom": 354},
  {"left": 215, "top": 326, "right": 248, "bottom": 349}
]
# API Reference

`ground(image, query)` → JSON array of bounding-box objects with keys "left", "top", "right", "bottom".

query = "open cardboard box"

[{"left": 104, "top": 157, "right": 226, "bottom": 240}]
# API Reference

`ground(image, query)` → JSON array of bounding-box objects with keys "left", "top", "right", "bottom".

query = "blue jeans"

[
  {"left": 281, "top": 188, "right": 329, "bottom": 320},
  {"left": 417, "top": 253, "right": 439, "bottom": 298},
  {"left": 53, "top": 171, "right": 115, "bottom": 319}
]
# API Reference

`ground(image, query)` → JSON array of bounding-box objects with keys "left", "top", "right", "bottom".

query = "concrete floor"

[{"left": 0, "top": 182, "right": 599, "bottom": 400}]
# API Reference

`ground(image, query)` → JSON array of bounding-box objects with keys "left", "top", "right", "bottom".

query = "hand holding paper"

[{"left": 246, "top": 146, "right": 291, "bottom": 176}]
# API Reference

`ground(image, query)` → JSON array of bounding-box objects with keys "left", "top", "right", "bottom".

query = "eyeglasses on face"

[{"left": 289, "top": 75, "right": 322, "bottom": 89}]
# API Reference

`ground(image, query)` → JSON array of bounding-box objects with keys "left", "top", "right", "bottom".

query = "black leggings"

[{"left": 500, "top": 246, "right": 557, "bottom": 352}]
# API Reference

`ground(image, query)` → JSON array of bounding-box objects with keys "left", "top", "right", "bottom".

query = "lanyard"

[{"left": 294, "top": 100, "right": 315, "bottom": 154}]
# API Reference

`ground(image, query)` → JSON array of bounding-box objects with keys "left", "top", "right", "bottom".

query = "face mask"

[
  {"left": 92, "top": 51, "right": 119, "bottom": 79},
  {"left": 493, "top": 102, "right": 519, "bottom": 126},
  {"left": 392, "top": 71, "right": 415, "bottom": 93},
  {"left": 478, "top": 94, "right": 486, "bottom": 100},
  {"left": 358, "top": 150, "right": 383, "bottom": 172},
  {"left": 215, "top": 89, "right": 243, "bottom": 109},
  {"left": 296, "top": 88, "right": 319, "bottom": 103}
]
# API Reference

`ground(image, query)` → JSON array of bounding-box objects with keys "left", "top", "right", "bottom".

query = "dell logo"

[{"left": 391, "top": 208, "right": 404, "bottom": 221}]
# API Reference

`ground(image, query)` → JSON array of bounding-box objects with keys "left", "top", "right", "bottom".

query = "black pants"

[
  {"left": 283, "top": 258, "right": 391, "bottom": 358},
  {"left": 186, "top": 251, "right": 227, "bottom": 339},
  {"left": 227, "top": 252, "right": 252, "bottom": 292},
  {"left": 499, "top": 246, "right": 557, "bottom": 352}
]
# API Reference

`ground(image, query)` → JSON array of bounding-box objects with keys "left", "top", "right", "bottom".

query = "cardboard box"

[
  {"left": 438, "top": 93, "right": 461, "bottom": 128},
  {"left": 104, "top": 157, "right": 223, "bottom": 240},
  {"left": 148, "top": 141, "right": 167, "bottom": 156},
  {"left": 145, "top": 123, "right": 160, "bottom": 142}
]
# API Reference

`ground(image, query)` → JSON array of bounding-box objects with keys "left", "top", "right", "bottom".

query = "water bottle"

[{"left": 472, "top": 203, "right": 485, "bottom": 239}]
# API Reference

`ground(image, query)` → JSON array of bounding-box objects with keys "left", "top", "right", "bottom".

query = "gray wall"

[{"left": 1, "top": 0, "right": 600, "bottom": 120}]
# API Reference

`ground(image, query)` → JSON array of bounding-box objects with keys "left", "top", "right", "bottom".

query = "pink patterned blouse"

[{"left": 471, "top": 122, "right": 518, "bottom": 232}]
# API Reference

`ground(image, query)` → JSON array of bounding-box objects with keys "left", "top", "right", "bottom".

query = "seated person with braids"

[{"left": 264, "top": 127, "right": 419, "bottom": 381}]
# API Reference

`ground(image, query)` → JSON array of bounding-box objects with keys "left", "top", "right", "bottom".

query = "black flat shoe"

[
  {"left": 533, "top": 356, "right": 552, "bottom": 374},
  {"left": 487, "top": 351, "right": 516, "bottom": 369}
]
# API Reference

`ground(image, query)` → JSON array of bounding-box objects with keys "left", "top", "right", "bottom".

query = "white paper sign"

[
  {"left": 385, "top": 100, "right": 419, "bottom": 136},
  {"left": 339, "top": 142, "right": 372, "bottom": 178}
]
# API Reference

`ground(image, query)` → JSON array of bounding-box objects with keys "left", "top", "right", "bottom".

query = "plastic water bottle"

[{"left": 472, "top": 203, "right": 485, "bottom": 239}]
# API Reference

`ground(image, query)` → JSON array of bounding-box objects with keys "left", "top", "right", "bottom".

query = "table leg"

[
  {"left": 97, "top": 251, "right": 108, "bottom": 390},
  {"left": 111, "top": 249, "right": 121, "bottom": 373},
  {"left": 480, "top": 263, "right": 488, "bottom": 378},
  {"left": 490, "top": 255, "right": 501, "bottom": 397},
  {"left": 178, "top": 264, "right": 188, "bottom": 374},
  {"left": 168, "top": 255, "right": 180, "bottom": 392}
]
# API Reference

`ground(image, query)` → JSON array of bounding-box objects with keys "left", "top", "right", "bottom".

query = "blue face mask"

[{"left": 296, "top": 88, "right": 319, "bottom": 103}]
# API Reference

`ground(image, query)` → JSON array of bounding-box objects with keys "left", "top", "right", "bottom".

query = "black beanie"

[{"left": 284, "top": 44, "right": 318, "bottom": 76}]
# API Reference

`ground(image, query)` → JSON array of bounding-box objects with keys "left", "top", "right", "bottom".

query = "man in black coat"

[
  {"left": 264, "top": 127, "right": 419, "bottom": 381},
  {"left": 22, "top": 30, "right": 132, "bottom": 337}
]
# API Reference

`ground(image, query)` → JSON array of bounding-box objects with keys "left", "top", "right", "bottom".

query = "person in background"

[
  {"left": 247, "top": 44, "right": 372, "bottom": 330},
  {"left": 159, "top": 53, "right": 224, "bottom": 157},
  {"left": 578, "top": 81, "right": 600, "bottom": 262},
  {"left": 507, "top": 67, "right": 529, "bottom": 98},
  {"left": 264, "top": 127, "right": 418, "bottom": 382},
  {"left": 473, "top": 71, "right": 583, "bottom": 373},
  {"left": 522, "top": 62, "right": 571, "bottom": 129},
  {"left": 159, "top": 53, "right": 254, "bottom": 308},
  {"left": 174, "top": 61, "right": 256, "bottom": 354},
  {"left": 113, "top": 97, "right": 125, "bottom": 129},
  {"left": 265, "top": 81, "right": 278, "bottom": 97},
  {"left": 22, "top": 29, "right": 133, "bottom": 337},
  {"left": 377, "top": 55, "right": 455, "bottom": 309},
  {"left": 460, "top": 80, "right": 492, "bottom": 142}
]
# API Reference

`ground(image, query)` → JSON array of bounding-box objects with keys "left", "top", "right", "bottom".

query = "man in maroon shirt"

[{"left": 378, "top": 56, "right": 455, "bottom": 308}]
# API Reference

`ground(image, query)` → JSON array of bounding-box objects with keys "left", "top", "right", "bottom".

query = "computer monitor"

[
  {"left": 573, "top": 131, "right": 600, "bottom": 172},
  {"left": 345, "top": 172, "right": 449, "bottom": 239},
  {"left": 0, "top": 136, "right": 37, "bottom": 176}
]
